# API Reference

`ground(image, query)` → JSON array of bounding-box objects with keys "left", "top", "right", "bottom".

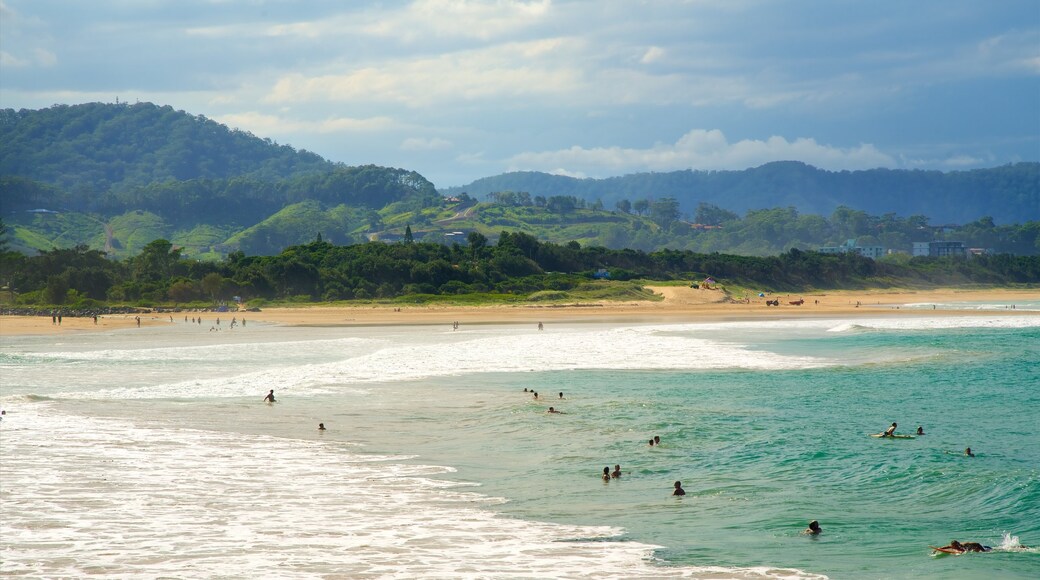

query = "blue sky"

[{"left": 1, "top": 0, "right": 1037, "bottom": 188}]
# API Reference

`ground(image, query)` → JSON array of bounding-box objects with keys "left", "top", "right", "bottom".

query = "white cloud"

[
  {"left": 0, "top": 50, "right": 27, "bottom": 67},
  {"left": 365, "top": 0, "right": 552, "bottom": 42},
  {"left": 265, "top": 38, "right": 583, "bottom": 107},
  {"left": 214, "top": 112, "right": 401, "bottom": 136},
  {"left": 507, "top": 129, "right": 896, "bottom": 176},
  {"left": 401, "top": 137, "right": 452, "bottom": 151},
  {"left": 640, "top": 46, "right": 666, "bottom": 64},
  {"left": 0, "top": 48, "right": 56, "bottom": 68}
]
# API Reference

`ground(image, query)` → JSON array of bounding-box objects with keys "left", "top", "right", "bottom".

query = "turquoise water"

[
  {"left": 2, "top": 314, "right": 1038, "bottom": 578},
  {"left": 348, "top": 323, "right": 1040, "bottom": 578}
]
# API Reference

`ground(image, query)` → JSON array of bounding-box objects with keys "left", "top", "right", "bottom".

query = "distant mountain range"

[
  {"left": 442, "top": 162, "right": 1039, "bottom": 225},
  {"left": 1, "top": 102, "right": 1037, "bottom": 259}
]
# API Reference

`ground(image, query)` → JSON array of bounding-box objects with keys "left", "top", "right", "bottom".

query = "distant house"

[
  {"left": 593, "top": 268, "right": 610, "bottom": 279},
  {"left": 817, "top": 239, "right": 885, "bottom": 259},
  {"left": 912, "top": 241, "right": 967, "bottom": 257}
]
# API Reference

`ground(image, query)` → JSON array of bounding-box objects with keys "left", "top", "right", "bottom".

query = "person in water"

[
  {"left": 318, "top": 423, "right": 326, "bottom": 431},
  {"left": 804, "top": 520, "right": 821, "bottom": 535},
  {"left": 602, "top": 467, "right": 611, "bottom": 481},
  {"left": 611, "top": 464, "right": 621, "bottom": 478},
  {"left": 917, "top": 426, "right": 925, "bottom": 435},
  {"left": 263, "top": 389, "right": 276, "bottom": 403},
  {"left": 654, "top": 435, "right": 661, "bottom": 445},
  {"left": 547, "top": 407, "right": 563, "bottom": 414},
  {"left": 648, "top": 439, "right": 655, "bottom": 446},
  {"left": 934, "top": 540, "right": 991, "bottom": 553},
  {"left": 965, "top": 447, "right": 975, "bottom": 457},
  {"left": 883, "top": 422, "right": 898, "bottom": 437},
  {"left": 673, "top": 481, "right": 685, "bottom": 496}
]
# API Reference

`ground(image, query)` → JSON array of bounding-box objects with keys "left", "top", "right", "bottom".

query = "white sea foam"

[
  {"left": 0, "top": 405, "right": 826, "bottom": 579},
  {"left": 17, "top": 324, "right": 832, "bottom": 400},
  {"left": 822, "top": 315, "right": 1040, "bottom": 332}
]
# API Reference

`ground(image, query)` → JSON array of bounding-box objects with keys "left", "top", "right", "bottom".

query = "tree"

[
  {"left": 201, "top": 272, "right": 224, "bottom": 301},
  {"left": 168, "top": 279, "right": 198, "bottom": 303},
  {"left": 695, "top": 203, "right": 738, "bottom": 225},
  {"left": 633, "top": 199, "right": 650, "bottom": 216},
  {"left": 404, "top": 224, "right": 414, "bottom": 243},
  {"left": 133, "top": 239, "right": 181, "bottom": 282},
  {"left": 466, "top": 231, "right": 488, "bottom": 258},
  {"left": 650, "top": 198, "right": 681, "bottom": 228},
  {"left": 615, "top": 199, "right": 632, "bottom": 214}
]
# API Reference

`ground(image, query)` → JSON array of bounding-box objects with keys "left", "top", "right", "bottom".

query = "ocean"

[{"left": 2, "top": 306, "right": 1038, "bottom": 579}]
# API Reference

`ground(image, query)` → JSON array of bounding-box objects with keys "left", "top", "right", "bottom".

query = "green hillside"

[{"left": 1, "top": 102, "right": 1037, "bottom": 259}]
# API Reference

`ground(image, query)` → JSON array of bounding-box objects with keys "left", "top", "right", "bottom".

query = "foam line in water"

[{"left": 0, "top": 405, "right": 827, "bottom": 579}]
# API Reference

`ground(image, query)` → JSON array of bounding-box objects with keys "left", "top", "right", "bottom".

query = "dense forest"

[
  {"left": 443, "top": 162, "right": 1040, "bottom": 225},
  {"left": 2, "top": 102, "right": 1037, "bottom": 261},
  {"left": 2, "top": 227, "right": 1038, "bottom": 309}
]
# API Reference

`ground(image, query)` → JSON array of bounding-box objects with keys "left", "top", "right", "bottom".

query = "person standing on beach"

[{"left": 264, "top": 389, "right": 276, "bottom": 403}]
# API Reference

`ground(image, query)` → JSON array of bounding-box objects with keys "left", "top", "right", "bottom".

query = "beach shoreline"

[{"left": 1, "top": 287, "right": 1036, "bottom": 337}]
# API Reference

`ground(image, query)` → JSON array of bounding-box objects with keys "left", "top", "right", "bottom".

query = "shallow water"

[{"left": 2, "top": 313, "right": 1038, "bottom": 578}]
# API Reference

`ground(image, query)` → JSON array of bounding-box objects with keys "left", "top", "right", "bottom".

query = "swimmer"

[
  {"left": 804, "top": 520, "right": 821, "bottom": 535},
  {"left": 648, "top": 439, "right": 655, "bottom": 446},
  {"left": 318, "top": 423, "right": 326, "bottom": 431},
  {"left": 883, "top": 422, "right": 897, "bottom": 437},
  {"left": 917, "top": 426, "right": 925, "bottom": 435},
  {"left": 558, "top": 392, "right": 564, "bottom": 399},
  {"left": 654, "top": 435, "right": 661, "bottom": 445},
  {"left": 263, "top": 389, "right": 276, "bottom": 403},
  {"left": 673, "top": 481, "right": 685, "bottom": 496},
  {"left": 965, "top": 447, "right": 975, "bottom": 457},
  {"left": 611, "top": 464, "right": 621, "bottom": 478},
  {"left": 602, "top": 467, "right": 611, "bottom": 481},
  {"left": 547, "top": 407, "right": 564, "bottom": 414},
  {"left": 932, "top": 540, "right": 991, "bottom": 554}
]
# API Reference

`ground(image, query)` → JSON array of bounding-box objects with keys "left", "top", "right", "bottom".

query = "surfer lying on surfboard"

[{"left": 931, "top": 540, "right": 992, "bottom": 554}]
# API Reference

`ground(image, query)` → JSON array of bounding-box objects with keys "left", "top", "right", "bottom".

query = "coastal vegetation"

[{"left": 1, "top": 229, "right": 1037, "bottom": 310}]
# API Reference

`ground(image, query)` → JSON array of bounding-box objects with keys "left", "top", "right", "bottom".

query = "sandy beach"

[{"left": 2, "top": 287, "right": 1037, "bottom": 337}]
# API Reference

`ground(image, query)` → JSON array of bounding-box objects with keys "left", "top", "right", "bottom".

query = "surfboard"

[
  {"left": 930, "top": 546, "right": 962, "bottom": 555},
  {"left": 871, "top": 433, "right": 915, "bottom": 439}
]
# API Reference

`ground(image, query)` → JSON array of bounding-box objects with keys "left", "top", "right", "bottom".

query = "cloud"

[
  {"left": 507, "top": 129, "right": 896, "bottom": 176},
  {"left": 640, "top": 46, "right": 666, "bottom": 64},
  {"left": 364, "top": 0, "right": 552, "bottom": 42},
  {"left": 214, "top": 111, "right": 401, "bottom": 136},
  {"left": 400, "top": 137, "right": 452, "bottom": 151},
  {"left": 265, "top": 38, "right": 583, "bottom": 107},
  {"left": 0, "top": 47, "right": 56, "bottom": 68}
]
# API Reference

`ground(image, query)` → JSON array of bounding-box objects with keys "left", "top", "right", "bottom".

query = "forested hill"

[
  {"left": 442, "top": 162, "right": 1040, "bottom": 225},
  {"left": 0, "top": 102, "right": 338, "bottom": 194}
]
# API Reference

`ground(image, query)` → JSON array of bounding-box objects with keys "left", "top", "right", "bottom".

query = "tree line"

[{"left": 2, "top": 230, "right": 1037, "bottom": 308}]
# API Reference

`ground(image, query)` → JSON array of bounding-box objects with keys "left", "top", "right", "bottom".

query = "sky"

[{"left": 1, "top": 0, "right": 1038, "bottom": 188}]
